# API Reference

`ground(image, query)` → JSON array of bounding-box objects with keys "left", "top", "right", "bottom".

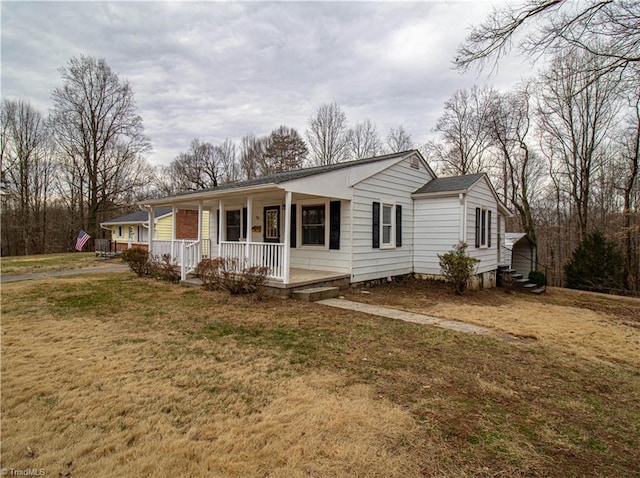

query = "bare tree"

[
  {"left": 346, "top": 119, "right": 382, "bottom": 159},
  {"left": 429, "top": 86, "right": 495, "bottom": 175},
  {"left": 486, "top": 84, "right": 544, "bottom": 242},
  {"left": 0, "top": 99, "right": 55, "bottom": 255},
  {"left": 386, "top": 125, "right": 414, "bottom": 153},
  {"left": 306, "top": 102, "right": 349, "bottom": 165},
  {"left": 260, "top": 126, "right": 308, "bottom": 175},
  {"left": 238, "top": 133, "right": 265, "bottom": 180},
  {"left": 456, "top": 0, "right": 640, "bottom": 80},
  {"left": 163, "top": 138, "right": 220, "bottom": 193},
  {"left": 536, "top": 49, "right": 621, "bottom": 240},
  {"left": 616, "top": 86, "right": 640, "bottom": 289},
  {"left": 217, "top": 139, "right": 240, "bottom": 184},
  {"left": 50, "top": 55, "right": 151, "bottom": 240}
]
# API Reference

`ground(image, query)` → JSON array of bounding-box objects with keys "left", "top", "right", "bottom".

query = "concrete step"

[
  {"left": 181, "top": 277, "right": 202, "bottom": 288},
  {"left": 511, "top": 273, "right": 524, "bottom": 280},
  {"left": 515, "top": 278, "right": 530, "bottom": 285},
  {"left": 530, "top": 287, "right": 546, "bottom": 294},
  {"left": 522, "top": 282, "right": 538, "bottom": 288},
  {"left": 292, "top": 286, "right": 341, "bottom": 302}
]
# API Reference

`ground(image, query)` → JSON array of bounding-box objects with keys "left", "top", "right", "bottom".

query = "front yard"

[{"left": 1, "top": 272, "right": 639, "bottom": 477}]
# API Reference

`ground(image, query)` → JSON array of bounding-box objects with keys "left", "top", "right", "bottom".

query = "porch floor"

[{"left": 266, "top": 268, "right": 350, "bottom": 290}]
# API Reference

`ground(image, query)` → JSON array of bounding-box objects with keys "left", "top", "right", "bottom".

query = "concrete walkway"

[
  {"left": 1, "top": 265, "right": 129, "bottom": 283},
  {"left": 317, "top": 298, "right": 491, "bottom": 335}
]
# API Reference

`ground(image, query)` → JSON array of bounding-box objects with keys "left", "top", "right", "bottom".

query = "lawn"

[
  {"left": 1, "top": 273, "right": 639, "bottom": 477},
  {"left": 0, "top": 252, "right": 112, "bottom": 275}
]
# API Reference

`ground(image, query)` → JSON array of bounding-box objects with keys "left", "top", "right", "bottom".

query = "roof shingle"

[{"left": 413, "top": 173, "right": 485, "bottom": 195}]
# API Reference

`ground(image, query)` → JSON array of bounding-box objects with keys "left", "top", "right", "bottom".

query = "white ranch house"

[{"left": 140, "top": 150, "right": 512, "bottom": 288}]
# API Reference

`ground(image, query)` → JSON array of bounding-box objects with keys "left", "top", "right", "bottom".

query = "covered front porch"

[{"left": 143, "top": 185, "right": 349, "bottom": 283}]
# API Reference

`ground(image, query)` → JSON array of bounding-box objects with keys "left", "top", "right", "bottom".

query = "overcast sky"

[{"left": 1, "top": 1, "right": 530, "bottom": 167}]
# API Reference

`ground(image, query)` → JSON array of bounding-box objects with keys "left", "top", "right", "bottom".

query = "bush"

[
  {"left": 438, "top": 242, "right": 480, "bottom": 295},
  {"left": 121, "top": 247, "right": 149, "bottom": 277},
  {"left": 195, "top": 257, "right": 269, "bottom": 296},
  {"left": 528, "top": 270, "right": 547, "bottom": 287},
  {"left": 148, "top": 254, "right": 180, "bottom": 283},
  {"left": 564, "top": 232, "right": 622, "bottom": 292}
]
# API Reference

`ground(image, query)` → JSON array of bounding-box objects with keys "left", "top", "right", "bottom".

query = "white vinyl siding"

[
  {"left": 465, "top": 177, "right": 498, "bottom": 273},
  {"left": 351, "top": 154, "right": 434, "bottom": 283},
  {"left": 413, "top": 196, "right": 461, "bottom": 275},
  {"left": 290, "top": 199, "right": 350, "bottom": 274}
]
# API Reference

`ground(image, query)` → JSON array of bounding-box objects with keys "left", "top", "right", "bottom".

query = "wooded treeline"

[
  {"left": 2, "top": 0, "right": 638, "bottom": 292},
  {"left": 0, "top": 56, "right": 417, "bottom": 257}
]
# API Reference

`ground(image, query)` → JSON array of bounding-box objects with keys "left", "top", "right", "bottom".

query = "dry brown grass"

[
  {"left": 2, "top": 273, "right": 640, "bottom": 477},
  {"left": 1, "top": 252, "right": 114, "bottom": 275},
  {"left": 344, "top": 279, "right": 640, "bottom": 368}
]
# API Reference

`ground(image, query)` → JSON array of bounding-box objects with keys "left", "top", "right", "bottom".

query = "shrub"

[
  {"left": 528, "top": 270, "right": 547, "bottom": 287},
  {"left": 121, "top": 247, "right": 149, "bottom": 277},
  {"left": 195, "top": 257, "right": 269, "bottom": 296},
  {"left": 438, "top": 242, "right": 480, "bottom": 295},
  {"left": 564, "top": 232, "right": 622, "bottom": 292},
  {"left": 148, "top": 254, "right": 181, "bottom": 283}
]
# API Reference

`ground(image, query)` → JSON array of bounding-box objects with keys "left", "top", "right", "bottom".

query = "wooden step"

[{"left": 292, "top": 286, "right": 341, "bottom": 302}]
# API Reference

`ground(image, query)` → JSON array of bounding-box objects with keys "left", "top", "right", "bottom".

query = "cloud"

[{"left": 1, "top": 1, "right": 528, "bottom": 166}]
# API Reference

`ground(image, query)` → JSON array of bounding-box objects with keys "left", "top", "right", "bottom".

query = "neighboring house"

[
  {"left": 100, "top": 207, "right": 210, "bottom": 253},
  {"left": 139, "top": 150, "right": 512, "bottom": 287},
  {"left": 504, "top": 233, "right": 537, "bottom": 277}
]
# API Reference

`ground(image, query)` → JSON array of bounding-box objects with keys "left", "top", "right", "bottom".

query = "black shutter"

[
  {"left": 216, "top": 209, "right": 220, "bottom": 244},
  {"left": 330, "top": 201, "right": 341, "bottom": 250},
  {"left": 396, "top": 204, "right": 402, "bottom": 247},
  {"left": 475, "top": 208, "right": 481, "bottom": 248},
  {"left": 242, "top": 207, "right": 248, "bottom": 239},
  {"left": 488, "top": 210, "right": 492, "bottom": 247},
  {"left": 290, "top": 204, "right": 297, "bottom": 248},
  {"left": 372, "top": 202, "right": 380, "bottom": 249}
]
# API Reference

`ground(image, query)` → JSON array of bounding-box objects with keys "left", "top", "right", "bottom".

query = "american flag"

[{"left": 75, "top": 230, "right": 90, "bottom": 251}]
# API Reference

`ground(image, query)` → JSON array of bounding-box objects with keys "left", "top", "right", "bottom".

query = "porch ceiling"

[{"left": 148, "top": 189, "right": 342, "bottom": 210}]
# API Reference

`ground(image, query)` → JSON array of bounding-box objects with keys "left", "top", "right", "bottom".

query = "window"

[
  {"left": 373, "top": 201, "right": 401, "bottom": 249},
  {"left": 475, "top": 207, "right": 491, "bottom": 248},
  {"left": 118, "top": 226, "right": 123, "bottom": 237},
  {"left": 301, "top": 205, "right": 325, "bottom": 246},
  {"left": 382, "top": 204, "right": 393, "bottom": 246},
  {"left": 226, "top": 210, "right": 241, "bottom": 241}
]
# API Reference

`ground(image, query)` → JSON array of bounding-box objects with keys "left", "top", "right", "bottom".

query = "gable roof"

[
  {"left": 101, "top": 206, "right": 172, "bottom": 225},
  {"left": 413, "top": 172, "right": 512, "bottom": 216},
  {"left": 142, "top": 150, "right": 430, "bottom": 205},
  {"left": 412, "top": 173, "right": 485, "bottom": 195}
]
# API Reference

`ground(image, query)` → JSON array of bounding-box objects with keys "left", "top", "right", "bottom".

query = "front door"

[{"left": 263, "top": 206, "right": 280, "bottom": 243}]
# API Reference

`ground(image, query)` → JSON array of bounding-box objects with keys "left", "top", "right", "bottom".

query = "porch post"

[
  {"left": 283, "top": 191, "right": 292, "bottom": 284},
  {"left": 246, "top": 196, "right": 252, "bottom": 265},
  {"left": 148, "top": 206, "right": 155, "bottom": 254},
  {"left": 218, "top": 199, "right": 223, "bottom": 258},
  {"left": 197, "top": 201, "right": 203, "bottom": 261},
  {"left": 171, "top": 206, "right": 177, "bottom": 258}
]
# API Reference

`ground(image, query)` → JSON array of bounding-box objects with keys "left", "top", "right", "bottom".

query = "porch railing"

[
  {"left": 150, "top": 239, "right": 212, "bottom": 280},
  {"left": 150, "top": 239, "right": 283, "bottom": 281},
  {"left": 220, "top": 241, "right": 285, "bottom": 280}
]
